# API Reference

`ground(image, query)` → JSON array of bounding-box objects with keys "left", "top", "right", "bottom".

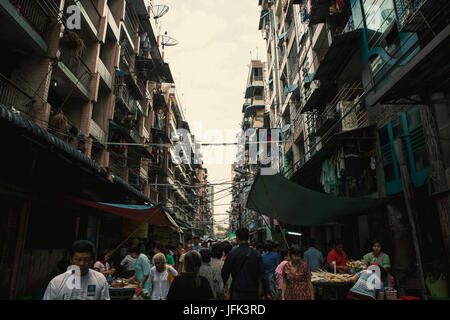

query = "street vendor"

[
  {"left": 125, "top": 249, "right": 152, "bottom": 293},
  {"left": 327, "top": 240, "right": 350, "bottom": 274},
  {"left": 93, "top": 250, "right": 116, "bottom": 277},
  {"left": 119, "top": 246, "right": 139, "bottom": 278},
  {"left": 362, "top": 239, "right": 392, "bottom": 285},
  {"left": 346, "top": 267, "right": 388, "bottom": 300}
]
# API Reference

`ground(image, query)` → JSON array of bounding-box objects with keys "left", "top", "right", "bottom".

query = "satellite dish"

[
  {"left": 151, "top": 4, "right": 169, "bottom": 19},
  {"left": 160, "top": 32, "right": 179, "bottom": 48}
]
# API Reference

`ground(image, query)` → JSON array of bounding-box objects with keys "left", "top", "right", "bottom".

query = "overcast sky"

[{"left": 154, "top": 0, "right": 266, "bottom": 231}]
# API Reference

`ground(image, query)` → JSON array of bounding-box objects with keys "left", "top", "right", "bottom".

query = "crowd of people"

[{"left": 42, "top": 230, "right": 392, "bottom": 300}]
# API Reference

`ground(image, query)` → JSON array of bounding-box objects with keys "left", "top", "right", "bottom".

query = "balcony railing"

[
  {"left": 124, "top": 3, "right": 139, "bottom": 37},
  {"left": 130, "top": 128, "right": 141, "bottom": 144},
  {"left": 59, "top": 51, "right": 92, "bottom": 92},
  {"left": 9, "top": 0, "right": 60, "bottom": 37},
  {"left": 114, "top": 79, "right": 134, "bottom": 113},
  {"left": 120, "top": 45, "right": 134, "bottom": 72},
  {"left": 0, "top": 72, "right": 34, "bottom": 116},
  {"left": 79, "top": 0, "right": 101, "bottom": 30},
  {"left": 90, "top": 119, "right": 106, "bottom": 143},
  {"left": 109, "top": 150, "right": 127, "bottom": 180}
]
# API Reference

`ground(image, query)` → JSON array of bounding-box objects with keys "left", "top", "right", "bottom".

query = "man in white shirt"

[{"left": 43, "top": 240, "right": 110, "bottom": 300}]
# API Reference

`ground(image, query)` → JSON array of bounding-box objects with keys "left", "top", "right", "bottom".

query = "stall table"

[
  {"left": 109, "top": 287, "right": 136, "bottom": 300},
  {"left": 312, "top": 279, "right": 355, "bottom": 300}
]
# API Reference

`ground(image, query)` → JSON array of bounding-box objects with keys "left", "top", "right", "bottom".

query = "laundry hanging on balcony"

[{"left": 246, "top": 173, "right": 384, "bottom": 226}]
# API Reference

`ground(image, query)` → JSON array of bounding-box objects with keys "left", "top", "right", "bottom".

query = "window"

[
  {"left": 350, "top": 0, "right": 365, "bottom": 30},
  {"left": 406, "top": 105, "right": 422, "bottom": 132},
  {"left": 378, "top": 106, "right": 430, "bottom": 195},
  {"left": 362, "top": 0, "right": 395, "bottom": 33}
]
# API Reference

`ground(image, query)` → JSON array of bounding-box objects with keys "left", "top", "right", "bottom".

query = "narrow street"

[{"left": 0, "top": 0, "right": 449, "bottom": 303}]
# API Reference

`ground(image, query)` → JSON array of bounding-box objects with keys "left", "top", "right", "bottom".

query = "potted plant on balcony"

[{"left": 59, "top": 30, "right": 85, "bottom": 56}]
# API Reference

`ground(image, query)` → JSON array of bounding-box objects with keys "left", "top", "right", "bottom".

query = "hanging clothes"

[
  {"left": 337, "top": 0, "right": 345, "bottom": 10},
  {"left": 321, "top": 159, "right": 338, "bottom": 194},
  {"left": 344, "top": 143, "right": 362, "bottom": 178},
  {"left": 336, "top": 147, "right": 346, "bottom": 179},
  {"left": 302, "top": 8, "right": 308, "bottom": 22},
  {"left": 370, "top": 156, "right": 376, "bottom": 171}
]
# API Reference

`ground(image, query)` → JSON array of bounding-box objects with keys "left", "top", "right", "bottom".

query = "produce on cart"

[
  {"left": 346, "top": 260, "right": 368, "bottom": 272},
  {"left": 108, "top": 278, "right": 138, "bottom": 300},
  {"left": 311, "top": 270, "right": 356, "bottom": 284}
]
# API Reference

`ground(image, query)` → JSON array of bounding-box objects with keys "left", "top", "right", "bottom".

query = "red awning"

[{"left": 63, "top": 195, "right": 178, "bottom": 228}]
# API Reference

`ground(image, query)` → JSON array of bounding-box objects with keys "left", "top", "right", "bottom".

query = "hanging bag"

[{"left": 167, "top": 266, "right": 175, "bottom": 286}]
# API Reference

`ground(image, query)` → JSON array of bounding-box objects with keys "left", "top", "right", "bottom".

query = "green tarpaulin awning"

[{"left": 246, "top": 174, "right": 384, "bottom": 226}]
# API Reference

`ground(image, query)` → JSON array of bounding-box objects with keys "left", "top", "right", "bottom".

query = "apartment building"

[
  {"left": 0, "top": 0, "right": 208, "bottom": 299},
  {"left": 230, "top": 60, "right": 272, "bottom": 241},
  {"left": 256, "top": 0, "right": 450, "bottom": 296}
]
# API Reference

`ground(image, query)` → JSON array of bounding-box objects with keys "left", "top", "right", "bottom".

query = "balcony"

[
  {"left": 130, "top": 127, "right": 141, "bottom": 144},
  {"left": 313, "top": 29, "right": 363, "bottom": 82},
  {"left": 124, "top": 3, "right": 139, "bottom": 38},
  {"left": 398, "top": 0, "right": 438, "bottom": 33},
  {"left": 106, "top": 4, "right": 120, "bottom": 40},
  {"left": 90, "top": 119, "right": 107, "bottom": 143},
  {"left": 301, "top": 80, "right": 337, "bottom": 114},
  {"left": 315, "top": 110, "right": 338, "bottom": 137},
  {"left": 78, "top": 0, "right": 101, "bottom": 31},
  {"left": 119, "top": 45, "right": 134, "bottom": 72},
  {"left": 114, "top": 80, "right": 134, "bottom": 113},
  {"left": 245, "top": 85, "right": 264, "bottom": 99},
  {"left": 7, "top": 0, "right": 60, "bottom": 38},
  {"left": 58, "top": 51, "right": 92, "bottom": 97},
  {"left": 98, "top": 57, "right": 113, "bottom": 90},
  {"left": 0, "top": 72, "right": 34, "bottom": 117},
  {"left": 109, "top": 150, "right": 127, "bottom": 181},
  {"left": 63, "top": 0, "right": 100, "bottom": 40},
  {"left": 308, "top": 0, "right": 330, "bottom": 26}
]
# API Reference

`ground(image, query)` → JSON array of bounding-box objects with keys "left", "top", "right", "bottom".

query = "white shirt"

[
  {"left": 120, "top": 255, "right": 137, "bottom": 271},
  {"left": 93, "top": 261, "right": 111, "bottom": 273},
  {"left": 43, "top": 269, "right": 110, "bottom": 300},
  {"left": 149, "top": 266, "right": 178, "bottom": 300}
]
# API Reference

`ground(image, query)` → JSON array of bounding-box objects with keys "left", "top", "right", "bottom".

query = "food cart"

[
  {"left": 108, "top": 279, "right": 137, "bottom": 300},
  {"left": 311, "top": 260, "right": 368, "bottom": 300}
]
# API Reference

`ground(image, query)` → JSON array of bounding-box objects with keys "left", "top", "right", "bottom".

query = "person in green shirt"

[
  {"left": 154, "top": 243, "right": 175, "bottom": 268},
  {"left": 166, "top": 251, "right": 175, "bottom": 267},
  {"left": 362, "top": 239, "right": 392, "bottom": 286},
  {"left": 126, "top": 250, "right": 152, "bottom": 292}
]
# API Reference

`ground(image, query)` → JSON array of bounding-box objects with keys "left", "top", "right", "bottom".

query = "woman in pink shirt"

[{"left": 274, "top": 248, "right": 289, "bottom": 300}]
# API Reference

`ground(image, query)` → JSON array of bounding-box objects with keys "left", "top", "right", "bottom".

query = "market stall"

[
  {"left": 311, "top": 261, "right": 367, "bottom": 300},
  {"left": 108, "top": 278, "right": 137, "bottom": 300}
]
